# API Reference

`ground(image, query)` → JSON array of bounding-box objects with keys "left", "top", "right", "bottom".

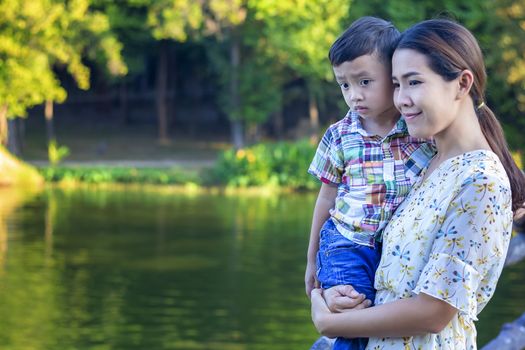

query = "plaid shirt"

[{"left": 309, "top": 111, "right": 435, "bottom": 247}]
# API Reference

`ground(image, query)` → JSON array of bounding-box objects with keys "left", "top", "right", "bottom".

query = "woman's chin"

[{"left": 407, "top": 126, "right": 427, "bottom": 139}]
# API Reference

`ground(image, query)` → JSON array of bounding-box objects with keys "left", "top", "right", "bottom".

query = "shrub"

[{"left": 208, "top": 139, "right": 318, "bottom": 190}]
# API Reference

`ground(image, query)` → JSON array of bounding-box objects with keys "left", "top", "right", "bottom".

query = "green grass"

[
  {"left": 40, "top": 166, "right": 200, "bottom": 185},
  {"left": 36, "top": 139, "right": 321, "bottom": 191}
]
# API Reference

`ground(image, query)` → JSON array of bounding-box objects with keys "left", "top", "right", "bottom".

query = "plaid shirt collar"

[{"left": 346, "top": 110, "right": 408, "bottom": 139}]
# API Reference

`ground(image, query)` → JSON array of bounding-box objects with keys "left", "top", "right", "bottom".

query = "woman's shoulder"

[
  {"left": 452, "top": 150, "right": 508, "bottom": 180},
  {"left": 453, "top": 150, "right": 511, "bottom": 194}
]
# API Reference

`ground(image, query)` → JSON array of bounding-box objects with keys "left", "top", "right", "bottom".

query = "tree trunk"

[
  {"left": 156, "top": 40, "right": 170, "bottom": 145},
  {"left": 246, "top": 123, "right": 260, "bottom": 145},
  {"left": 308, "top": 84, "right": 320, "bottom": 142},
  {"left": 230, "top": 34, "right": 244, "bottom": 149},
  {"left": 119, "top": 80, "right": 130, "bottom": 125},
  {"left": 7, "top": 118, "right": 21, "bottom": 157},
  {"left": 273, "top": 104, "right": 284, "bottom": 140},
  {"left": 170, "top": 44, "right": 177, "bottom": 130},
  {"left": 0, "top": 105, "right": 8, "bottom": 146},
  {"left": 18, "top": 118, "right": 25, "bottom": 152},
  {"left": 231, "top": 120, "right": 244, "bottom": 150},
  {"left": 45, "top": 100, "right": 56, "bottom": 143}
]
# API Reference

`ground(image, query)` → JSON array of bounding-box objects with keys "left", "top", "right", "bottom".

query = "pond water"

[{"left": 0, "top": 187, "right": 523, "bottom": 349}]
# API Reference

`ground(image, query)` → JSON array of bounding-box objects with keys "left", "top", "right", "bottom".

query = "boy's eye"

[
  {"left": 340, "top": 82, "right": 350, "bottom": 90},
  {"left": 359, "top": 79, "right": 371, "bottom": 86}
]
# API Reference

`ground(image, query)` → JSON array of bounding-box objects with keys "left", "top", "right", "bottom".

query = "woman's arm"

[{"left": 311, "top": 288, "right": 457, "bottom": 338}]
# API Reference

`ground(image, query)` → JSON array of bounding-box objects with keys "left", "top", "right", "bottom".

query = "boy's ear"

[{"left": 456, "top": 70, "right": 474, "bottom": 99}]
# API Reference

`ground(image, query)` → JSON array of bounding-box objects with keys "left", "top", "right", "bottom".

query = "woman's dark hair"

[
  {"left": 397, "top": 19, "right": 525, "bottom": 212},
  {"left": 329, "top": 16, "right": 400, "bottom": 66}
]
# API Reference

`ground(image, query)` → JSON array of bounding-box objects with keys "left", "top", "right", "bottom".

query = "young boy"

[{"left": 305, "top": 17, "right": 435, "bottom": 350}]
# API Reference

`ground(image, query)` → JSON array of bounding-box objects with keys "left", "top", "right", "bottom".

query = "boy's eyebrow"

[
  {"left": 334, "top": 70, "right": 373, "bottom": 81},
  {"left": 349, "top": 70, "right": 372, "bottom": 78}
]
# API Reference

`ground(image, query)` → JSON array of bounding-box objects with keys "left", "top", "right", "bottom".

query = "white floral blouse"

[{"left": 367, "top": 150, "right": 513, "bottom": 350}]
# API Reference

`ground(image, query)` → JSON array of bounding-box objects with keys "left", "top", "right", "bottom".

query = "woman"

[{"left": 310, "top": 19, "right": 525, "bottom": 349}]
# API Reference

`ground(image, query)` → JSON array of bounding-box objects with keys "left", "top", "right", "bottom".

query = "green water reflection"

[{"left": 0, "top": 188, "right": 523, "bottom": 349}]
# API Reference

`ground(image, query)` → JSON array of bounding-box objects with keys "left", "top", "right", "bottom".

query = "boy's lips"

[{"left": 354, "top": 106, "right": 368, "bottom": 113}]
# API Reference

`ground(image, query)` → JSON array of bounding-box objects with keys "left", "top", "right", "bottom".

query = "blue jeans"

[{"left": 316, "top": 218, "right": 381, "bottom": 350}]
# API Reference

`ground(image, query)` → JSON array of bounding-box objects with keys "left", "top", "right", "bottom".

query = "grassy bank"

[
  {"left": 0, "top": 147, "right": 43, "bottom": 188},
  {"left": 40, "top": 166, "right": 201, "bottom": 186},
  {"left": 38, "top": 139, "right": 320, "bottom": 191},
  {"left": 38, "top": 142, "right": 524, "bottom": 191}
]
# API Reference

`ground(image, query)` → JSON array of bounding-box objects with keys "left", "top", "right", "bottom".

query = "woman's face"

[{"left": 392, "top": 49, "right": 460, "bottom": 139}]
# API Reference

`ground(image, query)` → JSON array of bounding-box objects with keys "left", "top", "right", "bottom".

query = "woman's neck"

[
  {"left": 433, "top": 104, "right": 491, "bottom": 161},
  {"left": 420, "top": 104, "right": 492, "bottom": 182}
]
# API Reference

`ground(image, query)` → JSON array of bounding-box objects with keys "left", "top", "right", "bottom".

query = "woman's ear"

[{"left": 456, "top": 70, "right": 474, "bottom": 99}]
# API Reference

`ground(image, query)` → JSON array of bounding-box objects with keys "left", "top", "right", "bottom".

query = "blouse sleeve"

[
  {"left": 308, "top": 127, "right": 344, "bottom": 185},
  {"left": 413, "top": 172, "right": 512, "bottom": 320}
]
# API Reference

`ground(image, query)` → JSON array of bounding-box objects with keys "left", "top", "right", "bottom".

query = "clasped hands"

[{"left": 310, "top": 285, "right": 372, "bottom": 334}]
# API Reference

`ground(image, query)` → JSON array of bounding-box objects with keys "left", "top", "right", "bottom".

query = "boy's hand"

[
  {"left": 305, "top": 261, "right": 319, "bottom": 297},
  {"left": 323, "top": 285, "right": 371, "bottom": 313}
]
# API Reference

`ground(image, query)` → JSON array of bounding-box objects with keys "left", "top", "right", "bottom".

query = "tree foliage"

[
  {"left": 147, "top": 0, "right": 204, "bottom": 41},
  {"left": 3, "top": 0, "right": 525, "bottom": 150},
  {"left": 348, "top": 0, "right": 525, "bottom": 148},
  {"left": 201, "top": 0, "right": 349, "bottom": 146},
  {"left": 0, "top": 0, "right": 126, "bottom": 118},
  {"left": 251, "top": 0, "right": 350, "bottom": 81}
]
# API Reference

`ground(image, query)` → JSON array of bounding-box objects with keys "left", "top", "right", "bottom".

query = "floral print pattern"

[{"left": 367, "top": 150, "right": 513, "bottom": 350}]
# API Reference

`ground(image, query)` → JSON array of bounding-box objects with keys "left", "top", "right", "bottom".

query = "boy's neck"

[{"left": 359, "top": 107, "right": 400, "bottom": 138}]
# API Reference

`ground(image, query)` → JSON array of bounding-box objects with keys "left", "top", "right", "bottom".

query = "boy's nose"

[{"left": 350, "top": 90, "right": 363, "bottom": 102}]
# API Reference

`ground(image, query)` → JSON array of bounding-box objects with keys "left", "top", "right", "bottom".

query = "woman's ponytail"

[{"left": 477, "top": 104, "right": 525, "bottom": 212}]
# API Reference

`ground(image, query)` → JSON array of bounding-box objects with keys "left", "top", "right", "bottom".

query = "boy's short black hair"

[{"left": 329, "top": 16, "right": 400, "bottom": 67}]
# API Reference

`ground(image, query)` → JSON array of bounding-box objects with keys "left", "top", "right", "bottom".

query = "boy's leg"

[
  {"left": 316, "top": 219, "right": 381, "bottom": 350},
  {"left": 316, "top": 219, "right": 380, "bottom": 297}
]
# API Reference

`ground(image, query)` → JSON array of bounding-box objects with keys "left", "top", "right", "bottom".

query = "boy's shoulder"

[{"left": 324, "top": 110, "right": 359, "bottom": 135}]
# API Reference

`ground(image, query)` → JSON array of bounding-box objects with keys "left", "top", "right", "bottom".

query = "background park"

[{"left": 1, "top": 0, "right": 525, "bottom": 349}]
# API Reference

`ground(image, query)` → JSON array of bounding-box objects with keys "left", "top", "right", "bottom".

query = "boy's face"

[{"left": 333, "top": 53, "right": 397, "bottom": 122}]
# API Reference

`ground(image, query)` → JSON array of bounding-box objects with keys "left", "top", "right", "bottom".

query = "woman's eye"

[
  {"left": 409, "top": 80, "right": 421, "bottom": 86},
  {"left": 392, "top": 82, "right": 400, "bottom": 88}
]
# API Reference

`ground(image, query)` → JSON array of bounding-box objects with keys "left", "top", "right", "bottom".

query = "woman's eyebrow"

[{"left": 401, "top": 71, "right": 421, "bottom": 79}]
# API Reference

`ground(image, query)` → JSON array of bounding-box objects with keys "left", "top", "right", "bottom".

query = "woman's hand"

[
  {"left": 310, "top": 288, "right": 331, "bottom": 334},
  {"left": 323, "top": 285, "right": 371, "bottom": 313},
  {"left": 310, "top": 286, "right": 372, "bottom": 335}
]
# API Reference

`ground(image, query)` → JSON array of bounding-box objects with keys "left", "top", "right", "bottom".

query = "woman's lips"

[{"left": 403, "top": 112, "right": 421, "bottom": 121}]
